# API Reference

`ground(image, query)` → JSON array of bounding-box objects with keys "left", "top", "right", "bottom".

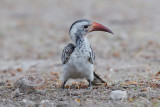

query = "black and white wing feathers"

[
  {"left": 88, "top": 47, "right": 106, "bottom": 85},
  {"left": 61, "top": 43, "right": 75, "bottom": 64},
  {"left": 88, "top": 46, "right": 95, "bottom": 64}
]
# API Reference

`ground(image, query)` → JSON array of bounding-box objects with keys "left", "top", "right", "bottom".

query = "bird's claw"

[
  {"left": 60, "top": 88, "right": 64, "bottom": 91},
  {"left": 87, "top": 86, "right": 92, "bottom": 90}
]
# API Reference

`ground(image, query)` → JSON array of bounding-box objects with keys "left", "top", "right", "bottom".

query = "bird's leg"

[
  {"left": 61, "top": 80, "right": 67, "bottom": 89},
  {"left": 88, "top": 79, "right": 92, "bottom": 89}
]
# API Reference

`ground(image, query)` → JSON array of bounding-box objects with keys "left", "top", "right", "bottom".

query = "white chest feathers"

[{"left": 61, "top": 44, "right": 94, "bottom": 81}]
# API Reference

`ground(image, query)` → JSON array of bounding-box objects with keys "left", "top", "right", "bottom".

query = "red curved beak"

[{"left": 90, "top": 22, "right": 113, "bottom": 34}]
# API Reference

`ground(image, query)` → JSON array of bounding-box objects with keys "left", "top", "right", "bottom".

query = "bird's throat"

[
  {"left": 76, "top": 35, "right": 83, "bottom": 43},
  {"left": 75, "top": 35, "right": 89, "bottom": 48}
]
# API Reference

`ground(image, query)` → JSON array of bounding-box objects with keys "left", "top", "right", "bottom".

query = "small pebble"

[
  {"left": 22, "top": 99, "right": 35, "bottom": 105},
  {"left": 11, "top": 88, "right": 21, "bottom": 98},
  {"left": 109, "top": 90, "right": 128, "bottom": 100},
  {"left": 40, "top": 100, "right": 50, "bottom": 104}
]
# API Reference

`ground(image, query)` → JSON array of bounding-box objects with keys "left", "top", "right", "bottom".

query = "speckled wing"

[
  {"left": 88, "top": 46, "right": 95, "bottom": 64},
  {"left": 61, "top": 43, "right": 75, "bottom": 64},
  {"left": 88, "top": 47, "right": 106, "bottom": 85}
]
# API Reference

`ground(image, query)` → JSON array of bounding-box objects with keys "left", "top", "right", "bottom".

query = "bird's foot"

[
  {"left": 87, "top": 80, "right": 92, "bottom": 90},
  {"left": 60, "top": 87, "right": 65, "bottom": 91},
  {"left": 87, "top": 86, "right": 93, "bottom": 90},
  {"left": 60, "top": 81, "right": 67, "bottom": 91}
]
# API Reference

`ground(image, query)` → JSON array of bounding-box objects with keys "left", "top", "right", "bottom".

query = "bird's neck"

[{"left": 75, "top": 36, "right": 89, "bottom": 47}]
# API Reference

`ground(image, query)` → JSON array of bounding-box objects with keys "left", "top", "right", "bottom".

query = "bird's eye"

[{"left": 84, "top": 25, "right": 88, "bottom": 29}]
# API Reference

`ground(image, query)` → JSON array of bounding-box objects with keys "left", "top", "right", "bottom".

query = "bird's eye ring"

[{"left": 84, "top": 25, "right": 88, "bottom": 28}]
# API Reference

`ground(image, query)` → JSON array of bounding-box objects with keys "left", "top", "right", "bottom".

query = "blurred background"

[{"left": 0, "top": 0, "right": 160, "bottom": 83}]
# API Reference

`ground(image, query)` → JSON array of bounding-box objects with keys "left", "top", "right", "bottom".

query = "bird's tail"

[{"left": 91, "top": 72, "right": 106, "bottom": 86}]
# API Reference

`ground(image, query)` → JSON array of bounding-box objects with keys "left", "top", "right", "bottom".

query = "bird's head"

[{"left": 69, "top": 19, "right": 113, "bottom": 43}]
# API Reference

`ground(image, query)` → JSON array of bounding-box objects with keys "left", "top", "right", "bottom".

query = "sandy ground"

[{"left": 0, "top": 0, "right": 160, "bottom": 107}]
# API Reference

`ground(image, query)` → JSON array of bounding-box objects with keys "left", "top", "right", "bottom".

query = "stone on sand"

[
  {"left": 14, "top": 73, "right": 45, "bottom": 93},
  {"left": 109, "top": 90, "right": 128, "bottom": 100}
]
